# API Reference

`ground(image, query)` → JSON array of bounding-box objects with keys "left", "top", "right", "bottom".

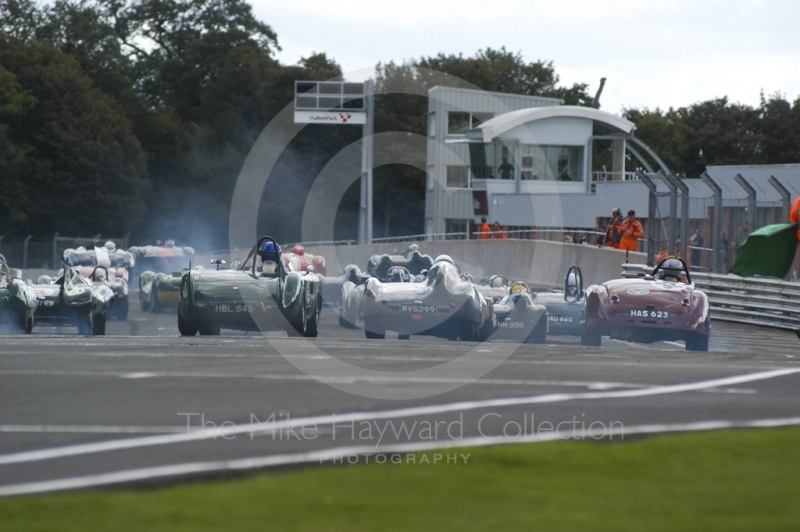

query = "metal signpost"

[{"left": 294, "top": 80, "right": 374, "bottom": 244}]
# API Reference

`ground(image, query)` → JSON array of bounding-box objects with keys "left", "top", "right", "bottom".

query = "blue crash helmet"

[{"left": 258, "top": 241, "right": 281, "bottom": 263}]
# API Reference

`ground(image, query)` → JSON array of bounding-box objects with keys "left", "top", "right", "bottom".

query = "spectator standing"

[
  {"left": 595, "top": 224, "right": 605, "bottom": 246},
  {"left": 734, "top": 226, "right": 748, "bottom": 258},
  {"left": 690, "top": 229, "right": 704, "bottom": 268},
  {"left": 478, "top": 216, "right": 491, "bottom": 240},
  {"left": 498, "top": 157, "right": 514, "bottom": 180},
  {"left": 491, "top": 222, "right": 507, "bottom": 239},
  {"left": 618, "top": 210, "right": 643, "bottom": 252},
  {"left": 605, "top": 208, "right": 623, "bottom": 249}
]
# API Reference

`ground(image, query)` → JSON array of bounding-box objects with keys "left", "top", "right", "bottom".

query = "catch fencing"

[{"left": 622, "top": 263, "right": 800, "bottom": 330}]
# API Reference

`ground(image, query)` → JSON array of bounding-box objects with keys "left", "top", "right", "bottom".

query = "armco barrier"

[
  {"left": 305, "top": 240, "right": 646, "bottom": 290},
  {"left": 622, "top": 263, "right": 800, "bottom": 330}
]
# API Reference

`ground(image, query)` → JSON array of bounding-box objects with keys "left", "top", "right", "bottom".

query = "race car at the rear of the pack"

[
  {"left": 534, "top": 266, "right": 584, "bottom": 337},
  {"left": 581, "top": 257, "right": 710, "bottom": 351},
  {"left": 367, "top": 248, "right": 434, "bottom": 280},
  {"left": 129, "top": 243, "right": 194, "bottom": 278},
  {"left": 140, "top": 270, "right": 187, "bottom": 311},
  {"left": 0, "top": 254, "right": 36, "bottom": 333},
  {"left": 177, "top": 237, "right": 321, "bottom": 337},
  {"left": 31, "top": 267, "right": 114, "bottom": 335},
  {"left": 490, "top": 282, "right": 547, "bottom": 343},
  {"left": 63, "top": 244, "right": 133, "bottom": 320},
  {"left": 359, "top": 255, "right": 494, "bottom": 341}
]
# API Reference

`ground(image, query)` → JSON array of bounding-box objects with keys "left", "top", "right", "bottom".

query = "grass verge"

[{"left": 3, "top": 428, "right": 800, "bottom": 531}]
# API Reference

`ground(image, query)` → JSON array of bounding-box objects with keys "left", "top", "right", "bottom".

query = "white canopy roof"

[{"left": 476, "top": 105, "right": 636, "bottom": 142}]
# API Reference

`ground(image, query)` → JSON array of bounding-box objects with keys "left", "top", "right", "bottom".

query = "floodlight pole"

[{"left": 358, "top": 79, "right": 375, "bottom": 244}]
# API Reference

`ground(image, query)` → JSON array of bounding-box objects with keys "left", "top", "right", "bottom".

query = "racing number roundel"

[{"left": 626, "top": 288, "right": 650, "bottom": 295}]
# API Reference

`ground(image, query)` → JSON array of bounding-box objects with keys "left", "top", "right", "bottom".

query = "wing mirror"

[
  {"left": 210, "top": 259, "right": 227, "bottom": 271},
  {"left": 643, "top": 274, "right": 655, "bottom": 281}
]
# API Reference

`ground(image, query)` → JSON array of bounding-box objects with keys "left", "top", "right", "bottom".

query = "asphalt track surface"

[{"left": 1, "top": 295, "right": 800, "bottom": 496}]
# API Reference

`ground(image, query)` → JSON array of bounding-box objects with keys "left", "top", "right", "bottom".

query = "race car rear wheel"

[
  {"left": 685, "top": 332, "right": 709, "bottom": 352},
  {"left": 305, "top": 295, "right": 321, "bottom": 338},
  {"left": 151, "top": 290, "right": 162, "bottom": 313},
  {"left": 526, "top": 316, "right": 547, "bottom": 344},
  {"left": 76, "top": 314, "right": 93, "bottom": 336},
  {"left": 92, "top": 313, "right": 106, "bottom": 336},
  {"left": 178, "top": 312, "right": 198, "bottom": 336},
  {"left": 140, "top": 293, "right": 152, "bottom": 312},
  {"left": 364, "top": 321, "right": 385, "bottom": 339},
  {"left": 457, "top": 320, "right": 477, "bottom": 342},
  {"left": 198, "top": 322, "right": 220, "bottom": 335},
  {"left": 111, "top": 298, "right": 129, "bottom": 321},
  {"left": 25, "top": 315, "right": 33, "bottom": 334},
  {"left": 580, "top": 329, "right": 602, "bottom": 347}
]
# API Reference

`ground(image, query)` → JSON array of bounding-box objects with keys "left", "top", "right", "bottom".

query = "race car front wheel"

[
  {"left": 178, "top": 312, "right": 198, "bottom": 336},
  {"left": 580, "top": 329, "right": 602, "bottom": 347},
  {"left": 685, "top": 332, "right": 709, "bottom": 352}
]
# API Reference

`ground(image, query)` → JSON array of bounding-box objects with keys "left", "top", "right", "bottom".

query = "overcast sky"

[{"left": 251, "top": 0, "right": 800, "bottom": 114}]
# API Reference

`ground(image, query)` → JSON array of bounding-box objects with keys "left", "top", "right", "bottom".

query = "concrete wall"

[{"left": 305, "top": 240, "right": 646, "bottom": 289}]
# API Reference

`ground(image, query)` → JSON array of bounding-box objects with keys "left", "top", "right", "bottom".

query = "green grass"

[{"left": 3, "top": 428, "right": 800, "bottom": 531}]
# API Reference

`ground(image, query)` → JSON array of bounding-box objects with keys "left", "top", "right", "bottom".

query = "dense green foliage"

[
  {"left": 623, "top": 93, "right": 800, "bottom": 177},
  {"left": 1, "top": 0, "right": 799, "bottom": 247},
  {"left": 3, "top": 428, "right": 800, "bottom": 531}
]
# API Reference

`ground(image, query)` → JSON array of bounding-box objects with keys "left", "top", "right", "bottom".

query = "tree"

[
  {"left": 0, "top": 38, "right": 148, "bottom": 237},
  {"left": 759, "top": 91, "right": 800, "bottom": 164},
  {"left": 622, "top": 107, "right": 685, "bottom": 173}
]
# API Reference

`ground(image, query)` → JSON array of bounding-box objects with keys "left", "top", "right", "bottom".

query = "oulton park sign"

[{"left": 293, "top": 110, "right": 367, "bottom": 125}]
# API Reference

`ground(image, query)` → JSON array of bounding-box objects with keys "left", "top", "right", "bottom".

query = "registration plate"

[
  {"left": 630, "top": 310, "right": 669, "bottom": 319},
  {"left": 400, "top": 304, "right": 436, "bottom": 314},
  {"left": 36, "top": 300, "right": 55, "bottom": 307},
  {"left": 208, "top": 303, "right": 271, "bottom": 313}
]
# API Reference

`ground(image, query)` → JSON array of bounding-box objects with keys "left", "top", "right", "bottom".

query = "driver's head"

[
  {"left": 566, "top": 272, "right": 579, "bottom": 296},
  {"left": 659, "top": 258, "right": 684, "bottom": 282},
  {"left": 258, "top": 241, "right": 280, "bottom": 263}
]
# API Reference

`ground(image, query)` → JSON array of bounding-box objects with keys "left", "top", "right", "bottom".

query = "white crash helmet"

[
  {"left": 659, "top": 258, "right": 684, "bottom": 281},
  {"left": 433, "top": 254, "right": 455, "bottom": 265},
  {"left": 104, "top": 241, "right": 116, "bottom": 252},
  {"left": 565, "top": 271, "right": 580, "bottom": 297}
]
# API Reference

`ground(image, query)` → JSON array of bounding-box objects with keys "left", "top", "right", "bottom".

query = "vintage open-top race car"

[
  {"left": 360, "top": 255, "right": 494, "bottom": 341},
  {"left": 281, "top": 244, "right": 326, "bottom": 276},
  {"left": 62, "top": 243, "right": 133, "bottom": 320},
  {"left": 32, "top": 266, "right": 114, "bottom": 335},
  {"left": 581, "top": 257, "right": 710, "bottom": 351},
  {"left": 177, "top": 236, "right": 321, "bottom": 337},
  {"left": 337, "top": 264, "right": 373, "bottom": 328},
  {"left": 367, "top": 246, "right": 434, "bottom": 281},
  {"left": 490, "top": 282, "right": 548, "bottom": 343},
  {"left": 535, "top": 266, "right": 584, "bottom": 337},
  {"left": 475, "top": 275, "right": 512, "bottom": 300},
  {"left": 129, "top": 242, "right": 194, "bottom": 278},
  {"left": 0, "top": 254, "right": 37, "bottom": 333},
  {"left": 339, "top": 264, "right": 410, "bottom": 329}
]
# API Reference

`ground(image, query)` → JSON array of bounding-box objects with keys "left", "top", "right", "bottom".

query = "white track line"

[
  {"left": 0, "top": 367, "right": 797, "bottom": 467},
  {"left": 2, "top": 416, "right": 800, "bottom": 497},
  {"left": 0, "top": 370, "right": 647, "bottom": 390},
  {"left": 0, "top": 425, "right": 193, "bottom": 434}
]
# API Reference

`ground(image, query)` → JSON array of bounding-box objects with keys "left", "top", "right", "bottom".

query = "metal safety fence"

[{"left": 621, "top": 263, "right": 800, "bottom": 330}]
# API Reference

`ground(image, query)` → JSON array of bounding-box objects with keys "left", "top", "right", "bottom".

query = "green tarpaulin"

[{"left": 730, "top": 223, "right": 799, "bottom": 278}]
